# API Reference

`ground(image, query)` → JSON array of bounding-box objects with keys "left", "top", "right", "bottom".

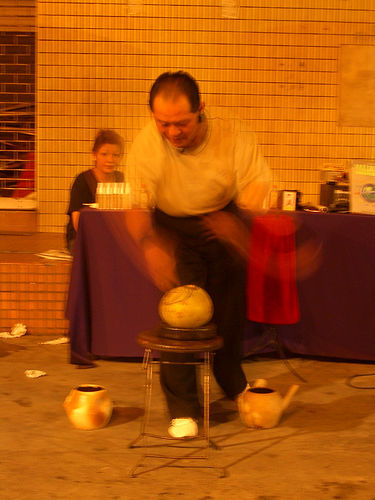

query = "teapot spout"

[{"left": 282, "top": 384, "right": 299, "bottom": 411}]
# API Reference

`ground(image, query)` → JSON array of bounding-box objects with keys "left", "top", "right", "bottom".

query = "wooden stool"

[{"left": 128, "top": 328, "right": 225, "bottom": 477}]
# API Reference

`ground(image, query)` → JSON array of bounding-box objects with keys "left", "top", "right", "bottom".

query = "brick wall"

[
  {"left": 0, "top": 260, "right": 71, "bottom": 336},
  {"left": 0, "top": 31, "right": 35, "bottom": 197}
]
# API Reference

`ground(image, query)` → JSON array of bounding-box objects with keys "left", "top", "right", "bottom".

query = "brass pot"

[
  {"left": 63, "top": 384, "right": 113, "bottom": 430},
  {"left": 238, "top": 380, "right": 299, "bottom": 429}
]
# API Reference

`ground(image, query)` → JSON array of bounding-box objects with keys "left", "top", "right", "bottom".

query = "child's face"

[{"left": 93, "top": 143, "right": 122, "bottom": 175}]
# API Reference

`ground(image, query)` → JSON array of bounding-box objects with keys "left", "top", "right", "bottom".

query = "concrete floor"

[{"left": 2, "top": 334, "right": 375, "bottom": 499}]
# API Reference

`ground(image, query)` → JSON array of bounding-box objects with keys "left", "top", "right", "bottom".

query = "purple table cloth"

[
  {"left": 66, "top": 209, "right": 162, "bottom": 365},
  {"left": 66, "top": 209, "right": 375, "bottom": 365},
  {"left": 280, "top": 211, "right": 375, "bottom": 360}
]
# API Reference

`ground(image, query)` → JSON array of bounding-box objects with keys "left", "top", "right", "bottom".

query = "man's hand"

[
  {"left": 237, "top": 180, "right": 270, "bottom": 211},
  {"left": 123, "top": 209, "right": 178, "bottom": 291},
  {"left": 141, "top": 237, "right": 178, "bottom": 291}
]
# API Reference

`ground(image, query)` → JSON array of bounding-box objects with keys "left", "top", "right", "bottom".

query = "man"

[{"left": 126, "top": 71, "right": 271, "bottom": 438}]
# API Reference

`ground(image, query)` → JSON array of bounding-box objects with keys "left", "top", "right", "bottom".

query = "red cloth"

[
  {"left": 12, "top": 152, "right": 35, "bottom": 198},
  {"left": 247, "top": 213, "right": 300, "bottom": 325}
]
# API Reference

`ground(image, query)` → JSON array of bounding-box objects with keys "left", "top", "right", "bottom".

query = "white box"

[
  {"left": 349, "top": 160, "right": 375, "bottom": 215},
  {"left": 278, "top": 190, "right": 297, "bottom": 211}
]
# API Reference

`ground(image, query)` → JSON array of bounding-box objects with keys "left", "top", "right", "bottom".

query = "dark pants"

[{"left": 154, "top": 205, "right": 248, "bottom": 419}]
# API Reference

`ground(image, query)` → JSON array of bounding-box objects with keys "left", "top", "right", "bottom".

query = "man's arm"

[
  {"left": 202, "top": 135, "right": 271, "bottom": 259},
  {"left": 124, "top": 209, "right": 178, "bottom": 291}
]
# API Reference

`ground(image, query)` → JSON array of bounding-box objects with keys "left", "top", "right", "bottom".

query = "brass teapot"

[
  {"left": 238, "top": 379, "right": 299, "bottom": 429},
  {"left": 63, "top": 384, "right": 113, "bottom": 430}
]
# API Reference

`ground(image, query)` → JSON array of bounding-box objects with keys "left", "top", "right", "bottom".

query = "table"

[
  {"left": 66, "top": 209, "right": 375, "bottom": 365},
  {"left": 66, "top": 209, "right": 162, "bottom": 365}
]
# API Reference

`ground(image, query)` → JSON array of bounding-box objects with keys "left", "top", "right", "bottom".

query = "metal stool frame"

[{"left": 128, "top": 329, "right": 225, "bottom": 477}]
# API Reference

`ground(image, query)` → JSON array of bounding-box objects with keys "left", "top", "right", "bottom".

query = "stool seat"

[{"left": 137, "top": 328, "right": 223, "bottom": 353}]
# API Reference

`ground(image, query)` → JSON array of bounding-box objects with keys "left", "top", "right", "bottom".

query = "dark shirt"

[{"left": 66, "top": 169, "right": 124, "bottom": 250}]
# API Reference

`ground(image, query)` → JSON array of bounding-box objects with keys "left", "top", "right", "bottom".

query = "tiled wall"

[
  {"left": 0, "top": 260, "right": 71, "bottom": 335},
  {"left": 0, "top": 0, "right": 35, "bottom": 31},
  {"left": 33, "top": 1, "right": 375, "bottom": 232}
]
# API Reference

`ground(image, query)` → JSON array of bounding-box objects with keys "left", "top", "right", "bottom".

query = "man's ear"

[{"left": 198, "top": 102, "right": 205, "bottom": 115}]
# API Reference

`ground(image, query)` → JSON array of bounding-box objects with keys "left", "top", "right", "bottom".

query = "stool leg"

[
  {"left": 203, "top": 352, "right": 220, "bottom": 451},
  {"left": 142, "top": 348, "right": 153, "bottom": 438},
  {"left": 203, "top": 352, "right": 210, "bottom": 454},
  {"left": 128, "top": 348, "right": 153, "bottom": 448}
]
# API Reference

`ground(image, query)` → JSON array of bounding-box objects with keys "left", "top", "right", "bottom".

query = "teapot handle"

[{"left": 252, "top": 378, "right": 268, "bottom": 388}]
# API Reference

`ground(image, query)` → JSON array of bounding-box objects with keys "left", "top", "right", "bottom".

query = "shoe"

[{"left": 168, "top": 418, "right": 198, "bottom": 439}]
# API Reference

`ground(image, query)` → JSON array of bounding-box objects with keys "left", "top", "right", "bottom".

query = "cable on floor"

[{"left": 347, "top": 373, "right": 375, "bottom": 389}]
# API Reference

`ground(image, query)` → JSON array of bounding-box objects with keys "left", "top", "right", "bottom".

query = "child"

[{"left": 66, "top": 129, "right": 124, "bottom": 254}]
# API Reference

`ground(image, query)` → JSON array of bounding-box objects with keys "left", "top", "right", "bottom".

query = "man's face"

[{"left": 152, "top": 94, "right": 204, "bottom": 149}]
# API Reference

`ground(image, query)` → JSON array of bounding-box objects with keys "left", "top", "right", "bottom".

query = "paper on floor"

[
  {"left": 40, "top": 336, "right": 69, "bottom": 345},
  {"left": 0, "top": 323, "right": 27, "bottom": 339},
  {"left": 25, "top": 370, "right": 47, "bottom": 378}
]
